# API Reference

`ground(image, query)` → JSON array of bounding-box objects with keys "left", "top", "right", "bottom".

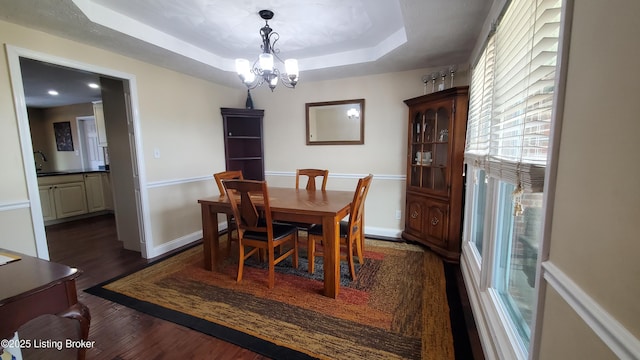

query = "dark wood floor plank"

[{"left": 27, "top": 214, "right": 270, "bottom": 360}]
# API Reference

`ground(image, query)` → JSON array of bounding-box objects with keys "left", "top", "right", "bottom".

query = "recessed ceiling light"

[
  {"left": 48, "top": 90, "right": 59, "bottom": 96},
  {"left": 88, "top": 83, "right": 100, "bottom": 89}
]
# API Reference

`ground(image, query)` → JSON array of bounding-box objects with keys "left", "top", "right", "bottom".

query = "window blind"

[
  {"left": 465, "top": 36, "right": 495, "bottom": 168},
  {"left": 465, "top": 0, "right": 561, "bottom": 192}
]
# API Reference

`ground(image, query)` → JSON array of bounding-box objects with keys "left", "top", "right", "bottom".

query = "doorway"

[
  {"left": 6, "top": 45, "right": 150, "bottom": 259},
  {"left": 77, "top": 116, "right": 105, "bottom": 170}
]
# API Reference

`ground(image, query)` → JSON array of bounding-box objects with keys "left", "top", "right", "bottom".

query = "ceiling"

[{"left": 0, "top": 0, "right": 492, "bottom": 107}]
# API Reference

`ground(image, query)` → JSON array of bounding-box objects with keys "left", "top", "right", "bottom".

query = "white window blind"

[
  {"left": 465, "top": 36, "right": 495, "bottom": 168},
  {"left": 465, "top": 0, "right": 561, "bottom": 192}
]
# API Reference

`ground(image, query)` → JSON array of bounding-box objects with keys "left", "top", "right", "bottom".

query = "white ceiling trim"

[
  {"left": 72, "top": 0, "right": 407, "bottom": 74},
  {"left": 72, "top": 0, "right": 233, "bottom": 72},
  {"left": 300, "top": 28, "right": 407, "bottom": 71}
]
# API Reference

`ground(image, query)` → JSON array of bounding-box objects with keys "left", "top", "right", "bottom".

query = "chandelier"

[{"left": 235, "top": 10, "right": 299, "bottom": 91}]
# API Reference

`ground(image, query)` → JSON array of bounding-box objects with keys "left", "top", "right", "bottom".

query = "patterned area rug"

[{"left": 86, "top": 237, "right": 454, "bottom": 360}]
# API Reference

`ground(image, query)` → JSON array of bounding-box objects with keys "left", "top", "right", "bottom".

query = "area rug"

[{"left": 86, "top": 237, "right": 454, "bottom": 360}]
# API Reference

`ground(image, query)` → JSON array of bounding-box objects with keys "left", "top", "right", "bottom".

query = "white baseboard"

[
  {"left": 364, "top": 226, "right": 402, "bottom": 239},
  {"left": 146, "top": 222, "right": 228, "bottom": 259},
  {"left": 147, "top": 223, "right": 401, "bottom": 259}
]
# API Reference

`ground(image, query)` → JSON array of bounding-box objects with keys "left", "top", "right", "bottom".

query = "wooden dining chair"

[
  {"left": 222, "top": 179, "right": 299, "bottom": 289},
  {"left": 296, "top": 169, "right": 329, "bottom": 191},
  {"left": 290, "top": 169, "right": 330, "bottom": 246},
  {"left": 214, "top": 170, "right": 244, "bottom": 255},
  {"left": 307, "top": 174, "right": 373, "bottom": 280}
]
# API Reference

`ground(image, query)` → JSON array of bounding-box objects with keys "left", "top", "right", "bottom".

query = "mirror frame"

[{"left": 305, "top": 98, "right": 365, "bottom": 145}]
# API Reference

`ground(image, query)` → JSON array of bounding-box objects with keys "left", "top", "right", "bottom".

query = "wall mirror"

[{"left": 306, "top": 99, "right": 365, "bottom": 145}]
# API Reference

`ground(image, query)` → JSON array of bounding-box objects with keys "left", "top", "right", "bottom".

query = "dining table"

[{"left": 198, "top": 187, "right": 354, "bottom": 299}]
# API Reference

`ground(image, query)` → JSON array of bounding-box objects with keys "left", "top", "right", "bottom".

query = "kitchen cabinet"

[
  {"left": 53, "top": 182, "right": 88, "bottom": 218},
  {"left": 84, "top": 173, "right": 105, "bottom": 212},
  {"left": 37, "top": 172, "right": 112, "bottom": 222},
  {"left": 402, "top": 87, "right": 469, "bottom": 263},
  {"left": 38, "top": 174, "right": 89, "bottom": 220},
  {"left": 38, "top": 185, "right": 56, "bottom": 221},
  {"left": 93, "top": 101, "right": 107, "bottom": 147},
  {"left": 220, "top": 108, "right": 265, "bottom": 180}
]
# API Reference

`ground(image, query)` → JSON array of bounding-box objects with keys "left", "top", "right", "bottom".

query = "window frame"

[{"left": 460, "top": 0, "right": 573, "bottom": 355}]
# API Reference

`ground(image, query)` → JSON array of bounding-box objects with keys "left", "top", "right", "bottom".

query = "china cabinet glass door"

[{"left": 410, "top": 102, "right": 450, "bottom": 195}]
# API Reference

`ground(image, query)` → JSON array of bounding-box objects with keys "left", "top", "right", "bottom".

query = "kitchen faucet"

[{"left": 33, "top": 150, "right": 47, "bottom": 171}]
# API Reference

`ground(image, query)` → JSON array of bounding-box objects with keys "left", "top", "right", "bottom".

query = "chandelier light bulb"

[
  {"left": 285, "top": 59, "right": 299, "bottom": 78},
  {"left": 243, "top": 71, "right": 256, "bottom": 84},
  {"left": 259, "top": 53, "right": 274, "bottom": 73},
  {"left": 235, "top": 59, "right": 250, "bottom": 75}
]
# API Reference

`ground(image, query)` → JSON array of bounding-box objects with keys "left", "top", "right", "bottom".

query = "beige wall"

[
  {"left": 29, "top": 103, "right": 94, "bottom": 172},
  {"left": 252, "top": 68, "right": 469, "bottom": 235},
  {"left": 539, "top": 0, "right": 640, "bottom": 357},
  {"left": 0, "top": 20, "right": 243, "bottom": 255},
  {"left": 539, "top": 288, "right": 618, "bottom": 359},
  {"left": 7, "top": 3, "right": 637, "bottom": 356},
  {"left": 0, "top": 17, "right": 470, "bottom": 255}
]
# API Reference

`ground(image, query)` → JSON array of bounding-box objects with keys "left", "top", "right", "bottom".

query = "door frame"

[
  {"left": 5, "top": 44, "right": 152, "bottom": 259},
  {"left": 76, "top": 115, "right": 97, "bottom": 170}
]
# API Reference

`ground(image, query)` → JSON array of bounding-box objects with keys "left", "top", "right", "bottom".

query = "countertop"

[{"left": 36, "top": 168, "right": 109, "bottom": 177}]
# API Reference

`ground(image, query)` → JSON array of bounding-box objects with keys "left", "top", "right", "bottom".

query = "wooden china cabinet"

[
  {"left": 402, "top": 86, "right": 469, "bottom": 263},
  {"left": 220, "top": 108, "right": 265, "bottom": 180}
]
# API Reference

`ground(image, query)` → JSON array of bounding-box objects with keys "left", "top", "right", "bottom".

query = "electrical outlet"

[
  {"left": 395, "top": 209, "right": 402, "bottom": 220},
  {"left": 153, "top": 148, "right": 161, "bottom": 159}
]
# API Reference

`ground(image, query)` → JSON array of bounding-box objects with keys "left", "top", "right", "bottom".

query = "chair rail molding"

[
  {"left": 146, "top": 175, "right": 213, "bottom": 189},
  {"left": 461, "top": 244, "right": 640, "bottom": 360},
  {"left": 266, "top": 171, "right": 405, "bottom": 181},
  {"left": 542, "top": 261, "right": 640, "bottom": 360},
  {"left": 0, "top": 200, "right": 31, "bottom": 212}
]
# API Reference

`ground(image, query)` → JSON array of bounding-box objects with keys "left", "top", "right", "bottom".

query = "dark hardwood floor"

[
  {"left": 33, "top": 214, "right": 268, "bottom": 360},
  {"left": 22, "top": 214, "right": 482, "bottom": 360}
]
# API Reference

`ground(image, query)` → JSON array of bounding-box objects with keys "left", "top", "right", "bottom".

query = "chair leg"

[
  {"left": 308, "top": 236, "right": 316, "bottom": 274},
  {"left": 355, "top": 233, "right": 364, "bottom": 265},
  {"left": 227, "top": 229, "right": 234, "bottom": 257},
  {"left": 226, "top": 215, "right": 236, "bottom": 257},
  {"left": 347, "top": 238, "right": 357, "bottom": 281},
  {"left": 268, "top": 247, "right": 275, "bottom": 289},
  {"left": 237, "top": 243, "right": 245, "bottom": 283},
  {"left": 293, "top": 233, "right": 299, "bottom": 269}
]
